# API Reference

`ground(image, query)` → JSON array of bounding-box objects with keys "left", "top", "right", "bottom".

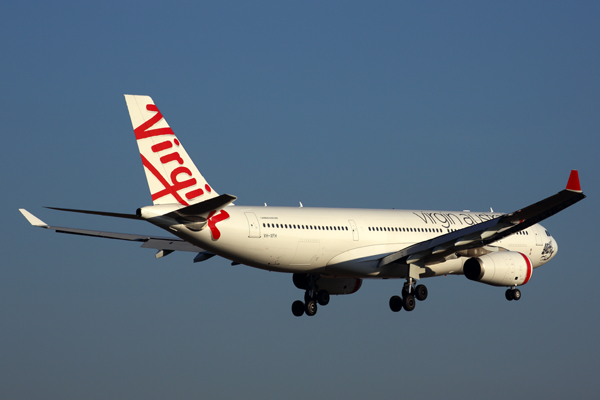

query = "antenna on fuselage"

[{"left": 299, "top": 202, "right": 303, "bottom": 208}]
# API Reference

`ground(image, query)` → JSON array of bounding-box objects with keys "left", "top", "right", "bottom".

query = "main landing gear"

[
  {"left": 389, "top": 279, "right": 428, "bottom": 313},
  {"left": 505, "top": 287, "right": 521, "bottom": 301},
  {"left": 292, "top": 289, "right": 330, "bottom": 317},
  {"left": 291, "top": 274, "right": 331, "bottom": 317}
]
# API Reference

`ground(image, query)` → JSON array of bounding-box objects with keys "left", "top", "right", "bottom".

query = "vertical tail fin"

[{"left": 124, "top": 95, "right": 218, "bottom": 206}]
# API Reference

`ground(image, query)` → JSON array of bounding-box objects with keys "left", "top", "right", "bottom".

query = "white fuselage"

[{"left": 153, "top": 206, "right": 558, "bottom": 279}]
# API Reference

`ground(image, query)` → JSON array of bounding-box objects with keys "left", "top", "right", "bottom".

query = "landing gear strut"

[{"left": 389, "top": 279, "right": 428, "bottom": 313}]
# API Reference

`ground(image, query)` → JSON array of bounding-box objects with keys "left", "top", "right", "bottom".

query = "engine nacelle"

[
  {"left": 463, "top": 251, "right": 532, "bottom": 287},
  {"left": 293, "top": 273, "right": 362, "bottom": 295}
]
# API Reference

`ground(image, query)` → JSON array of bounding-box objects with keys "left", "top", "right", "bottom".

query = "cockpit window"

[{"left": 545, "top": 230, "right": 551, "bottom": 237}]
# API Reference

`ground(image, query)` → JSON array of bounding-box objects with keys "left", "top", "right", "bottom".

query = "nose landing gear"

[{"left": 505, "top": 287, "right": 521, "bottom": 301}]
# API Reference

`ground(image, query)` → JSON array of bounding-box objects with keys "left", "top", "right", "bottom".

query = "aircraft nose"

[{"left": 548, "top": 237, "right": 558, "bottom": 261}]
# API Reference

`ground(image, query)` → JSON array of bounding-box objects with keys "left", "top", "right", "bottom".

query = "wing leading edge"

[{"left": 378, "top": 170, "right": 586, "bottom": 270}]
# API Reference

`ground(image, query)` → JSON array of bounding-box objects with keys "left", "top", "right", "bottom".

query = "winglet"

[
  {"left": 566, "top": 170, "right": 582, "bottom": 193},
  {"left": 19, "top": 209, "right": 48, "bottom": 227}
]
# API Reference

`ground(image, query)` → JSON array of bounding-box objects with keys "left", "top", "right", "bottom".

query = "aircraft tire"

[
  {"left": 403, "top": 294, "right": 416, "bottom": 311},
  {"left": 402, "top": 287, "right": 410, "bottom": 299},
  {"left": 512, "top": 289, "right": 521, "bottom": 301},
  {"left": 292, "top": 300, "right": 305, "bottom": 317},
  {"left": 317, "top": 290, "right": 330, "bottom": 306},
  {"left": 305, "top": 300, "right": 318, "bottom": 316},
  {"left": 505, "top": 289, "right": 514, "bottom": 301},
  {"left": 304, "top": 291, "right": 313, "bottom": 304},
  {"left": 415, "top": 284, "right": 428, "bottom": 301},
  {"left": 389, "top": 295, "right": 402, "bottom": 312}
]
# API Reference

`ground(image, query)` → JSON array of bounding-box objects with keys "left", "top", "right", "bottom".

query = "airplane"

[{"left": 20, "top": 95, "right": 586, "bottom": 317}]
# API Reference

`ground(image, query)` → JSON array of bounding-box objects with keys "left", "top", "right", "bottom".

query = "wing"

[
  {"left": 378, "top": 170, "right": 586, "bottom": 269},
  {"left": 19, "top": 209, "right": 212, "bottom": 260}
]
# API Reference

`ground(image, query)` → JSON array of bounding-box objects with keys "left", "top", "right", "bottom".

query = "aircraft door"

[
  {"left": 245, "top": 212, "right": 261, "bottom": 238},
  {"left": 349, "top": 220, "right": 359, "bottom": 241}
]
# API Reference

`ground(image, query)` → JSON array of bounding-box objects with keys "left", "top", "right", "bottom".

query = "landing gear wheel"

[
  {"left": 292, "top": 300, "right": 305, "bottom": 317},
  {"left": 402, "top": 286, "right": 410, "bottom": 299},
  {"left": 305, "top": 300, "right": 318, "bottom": 316},
  {"left": 317, "top": 290, "right": 330, "bottom": 306},
  {"left": 415, "top": 284, "right": 428, "bottom": 301},
  {"left": 512, "top": 289, "right": 521, "bottom": 301},
  {"left": 389, "top": 295, "right": 403, "bottom": 312},
  {"left": 403, "top": 294, "right": 416, "bottom": 311},
  {"left": 505, "top": 289, "right": 514, "bottom": 301}
]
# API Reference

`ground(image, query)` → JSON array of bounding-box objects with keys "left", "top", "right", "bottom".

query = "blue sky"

[{"left": 2, "top": 1, "right": 599, "bottom": 399}]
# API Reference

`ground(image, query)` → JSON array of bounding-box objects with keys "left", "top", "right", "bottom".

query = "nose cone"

[{"left": 543, "top": 236, "right": 558, "bottom": 262}]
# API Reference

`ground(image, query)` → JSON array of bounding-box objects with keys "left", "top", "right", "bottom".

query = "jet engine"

[
  {"left": 293, "top": 273, "right": 362, "bottom": 295},
  {"left": 463, "top": 251, "right": 532, "bottom": 287}
]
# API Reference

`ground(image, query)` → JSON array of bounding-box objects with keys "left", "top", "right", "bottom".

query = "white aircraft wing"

[
  {"left": 379, "top": 170, "right": 586, "bottom": 268},
  {"left": 19, "top": 208, "right": 205, "bottom": 254}
]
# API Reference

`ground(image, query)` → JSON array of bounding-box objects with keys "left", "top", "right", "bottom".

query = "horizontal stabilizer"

[
  {"left": 19, "top": 209, "right": 48, "bottom": 227},
  {"left": 45, "top": 207, "right": 142, "bottom": 220},
  {"left": 19, "top": 209, "right": 204, "bottom": 252}
]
